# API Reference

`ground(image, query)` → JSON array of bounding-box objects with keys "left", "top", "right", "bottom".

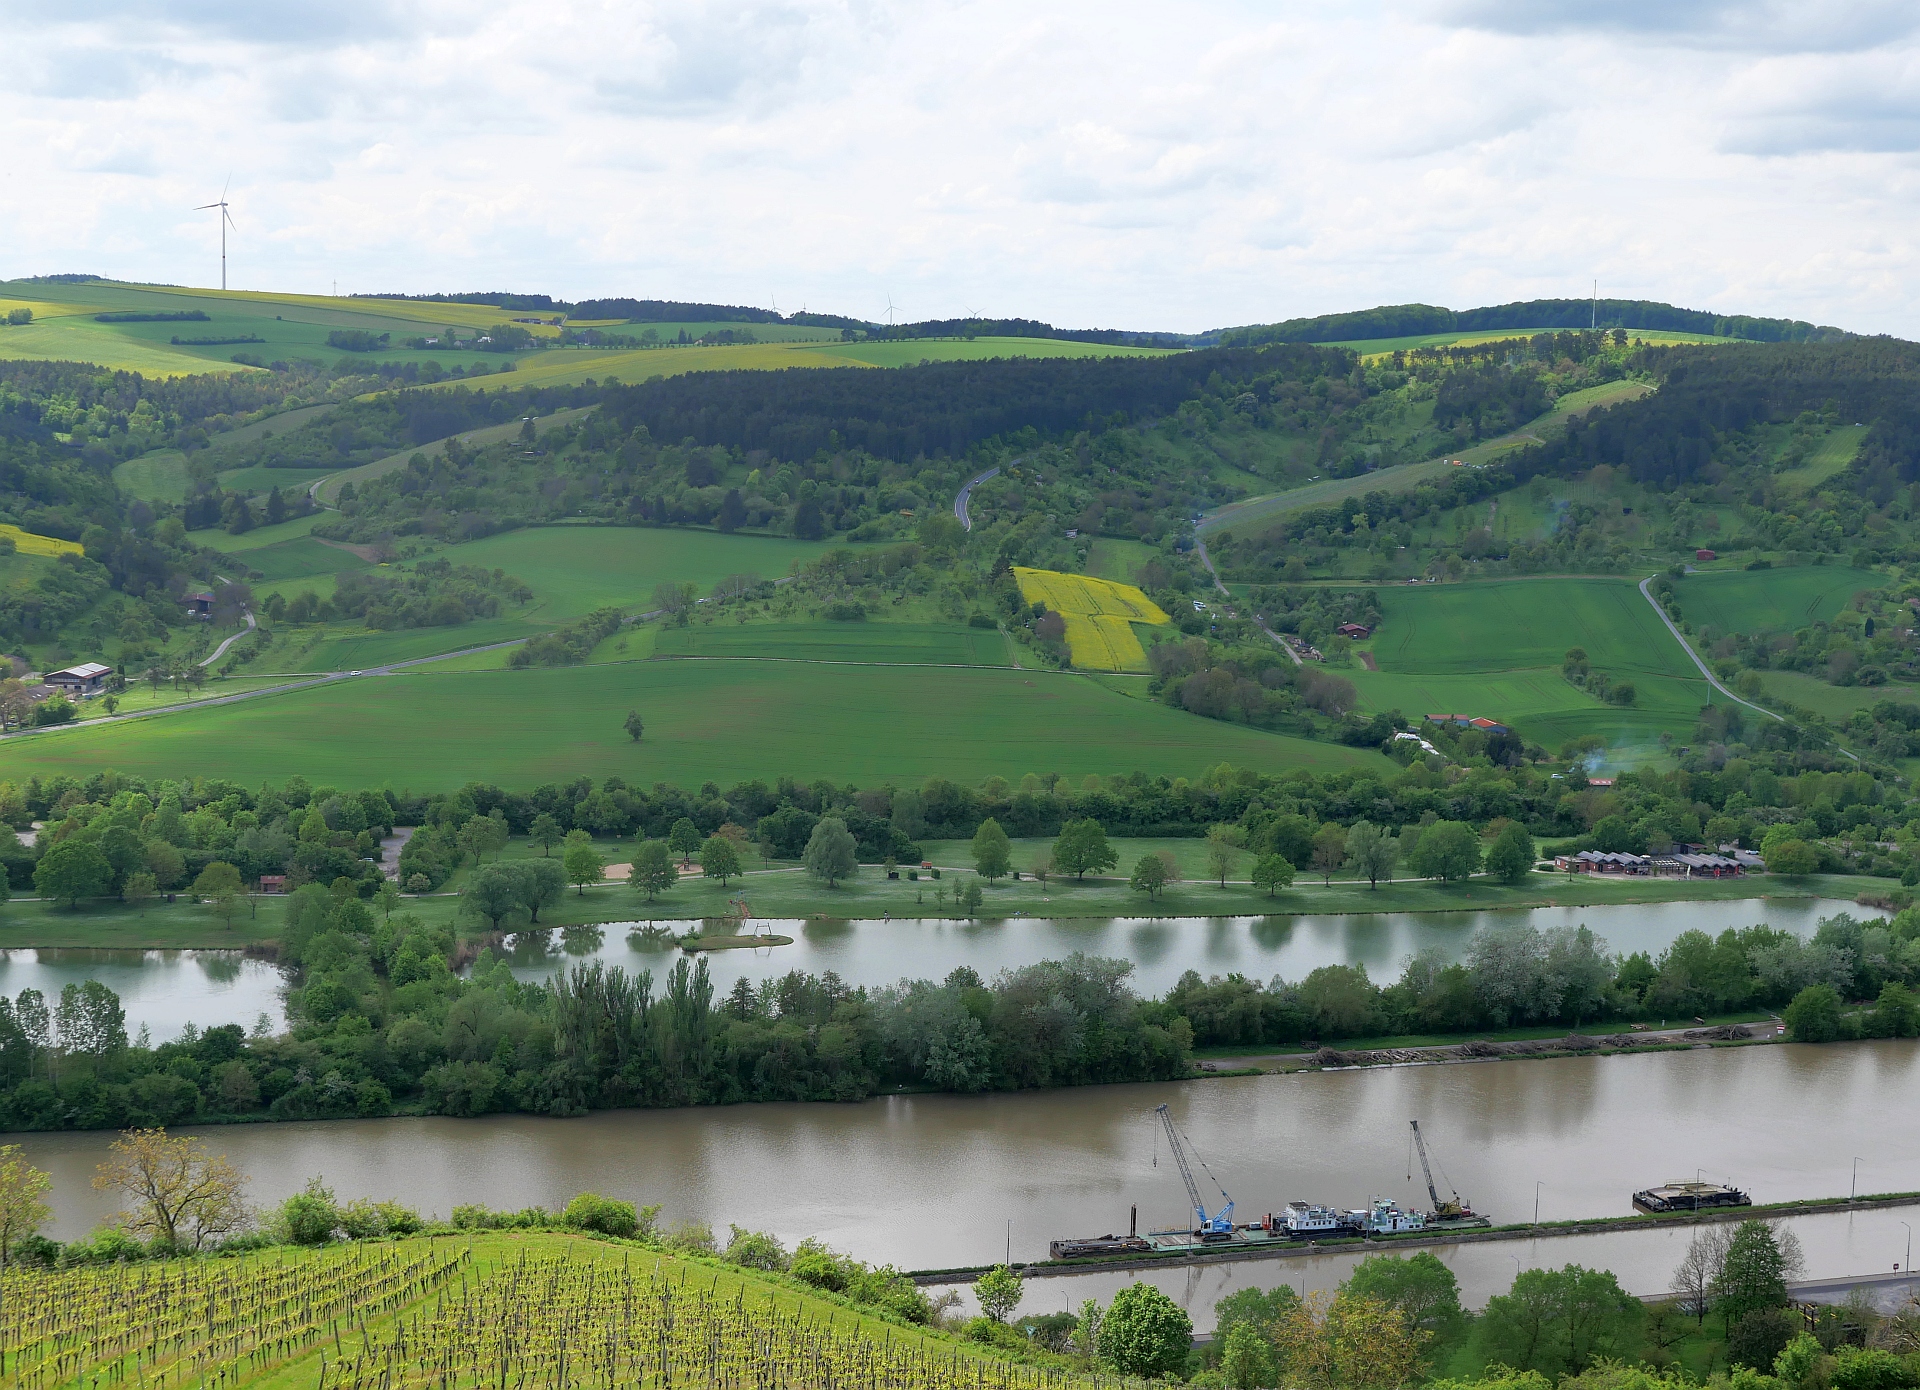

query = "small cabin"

[
  {"left": 44, "top": 662, "right": 111, "bottom": 697},
  {"left": 258, "top": 875, "right": 288, "bottom": 894},
  {"left": 1695, "top": 549, "right": 1716, "bottom": 562},
  {"left": 186, "top": 591, "right": 215, "bottom": 618},
  {"left": 1335, "top": 622, "right": 1372, "bottom": 638}
]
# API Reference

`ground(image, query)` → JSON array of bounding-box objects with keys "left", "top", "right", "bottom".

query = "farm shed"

[{"left": 44, "top": 662, "right": 111, "bottom": 696}]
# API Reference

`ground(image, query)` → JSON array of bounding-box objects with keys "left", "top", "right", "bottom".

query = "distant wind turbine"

[
  {"left": 885, "top": 294, "right": 899, "bottom": 326},
  {"left": 196, "top": 179, "right": 237, "bottom": 291}
]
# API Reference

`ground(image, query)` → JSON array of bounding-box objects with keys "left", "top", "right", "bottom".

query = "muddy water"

[{"left": 15, "top": 1039, "right": 1918, "bottom": 1326}]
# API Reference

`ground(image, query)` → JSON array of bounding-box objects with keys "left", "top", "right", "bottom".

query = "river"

[
  {"left": 19, "top": 895, "right": 1861, "bottom": 1043},
  {"left": 12, "top": 1038, "right": 1918, "bottom": 1327}
]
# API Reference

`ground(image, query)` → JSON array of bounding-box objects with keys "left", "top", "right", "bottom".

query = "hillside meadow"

[
  {"left": 0, "top": 658, "right": 1391, "bottom": 787},
  {"left": 1676, "top": 564, "right": 1881, "bottom": 633}
]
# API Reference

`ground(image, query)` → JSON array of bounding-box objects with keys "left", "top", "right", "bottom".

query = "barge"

[{"left": 1634, "top": 1182, "right": 1752, "bottom": 1214}]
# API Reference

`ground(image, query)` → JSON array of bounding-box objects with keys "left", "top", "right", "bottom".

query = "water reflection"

[
  {"left": 0, "top": 949, "right": 285, "bottom": 1041},
  {"left": 493, "top": 898, "right": 1878, "bottom": 997}
]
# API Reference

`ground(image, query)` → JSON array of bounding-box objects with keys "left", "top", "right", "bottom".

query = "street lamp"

[
  {"left": 1852, "top": 1157, "right": 1863, "bottom": 1201},
  {"left": 1901, "top": 1221, "right": 1912, "bottom": 1274},
  {"left": 1535, "top": 1181, "right": 1543, "bottom": 1225}
]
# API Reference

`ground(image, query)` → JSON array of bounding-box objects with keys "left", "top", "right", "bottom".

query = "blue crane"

[{"left": 1155, "top": 1103, "right": 1235, "bottom": 1239}]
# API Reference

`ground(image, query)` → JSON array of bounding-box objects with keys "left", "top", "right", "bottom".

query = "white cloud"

[{"left": 0, "top": 0, "right": 1917, "bottom": 333}]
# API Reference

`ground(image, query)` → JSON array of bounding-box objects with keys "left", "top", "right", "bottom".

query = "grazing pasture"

[
  {"left": 0, "top": 658, "right": 1391, "bottom": 788},
  {"left": 1675, "top": 565, "right": 1881, "bottom": 635}
]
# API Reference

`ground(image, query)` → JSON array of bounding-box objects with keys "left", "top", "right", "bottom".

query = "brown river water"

[{"left": 12, "top": 1039, "right": 1919, "bottom": 1326}]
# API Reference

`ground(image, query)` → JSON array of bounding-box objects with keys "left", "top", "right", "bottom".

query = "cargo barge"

[{"left": 1633, "top": 1181, "right": 1752, "bottom": 1214}]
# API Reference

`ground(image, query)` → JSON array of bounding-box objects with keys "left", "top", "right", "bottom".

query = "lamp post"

[
  {"left": 1852, "top": 1157, "right": 1863, "bottom": 1201},
  {"left": 1535, "top": 1181, "right": 1543, "bottom": 1225},
  {"left": 1902, "top": 1221, "right": 1912, "bottom": 1274}
]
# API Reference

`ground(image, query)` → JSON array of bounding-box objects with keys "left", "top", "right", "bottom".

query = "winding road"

[
  {"left": 1194, "top": 533, "right": 1302, "bottom": 666},
  {"left": 953, "top": 466, "right": 1000, "bottom": 531}
]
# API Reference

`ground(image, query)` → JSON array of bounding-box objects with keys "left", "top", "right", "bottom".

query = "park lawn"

[
  {"left": 1369, "top": 577, "right": 1698, "bottom": 678},
  {"left": 1676, "top": 565, "right": 1883, "bottom": 634},
  {"left": 0, "top": 659, "right": 1393, "bottom": 791},
  {"left": 652, "top": 621, "right": 1014, "bottom": 665},
  {"left": 1754, "top": 669, "right": 1920, "bottom": 718},
  {"left": 434, "top": 526, "right": 866, "bottom": 622},
  {"left": 800, "top": 336, "right": 1179, "bottom": 367},
  {"left": 112, "top": 450, "right": 192, "bottom": 503}
]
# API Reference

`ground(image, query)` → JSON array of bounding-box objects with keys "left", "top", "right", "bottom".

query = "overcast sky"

[{"left": 4, "top": 0, "right": 1919, "bottom": 334}]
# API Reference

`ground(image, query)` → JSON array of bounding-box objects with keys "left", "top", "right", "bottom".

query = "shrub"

[
  {"left": 722, "top": 1225, "right": 788, "bottom": 1271},
  {"left": 560, "top": 1192, "right": 645, "bottom": 1238},
  {"left": 339, "top": 1198, "right": 422, "bottom": 1239},
  {"left": 1784, "top": 985, "right": 1844, "bottom": 1042},
  {"left": 1728, "top": 1309, "right": 1797, "bottom": 1370},
  {"left": 276, "top": 1178, "right": 340, "bottom": 1245}
]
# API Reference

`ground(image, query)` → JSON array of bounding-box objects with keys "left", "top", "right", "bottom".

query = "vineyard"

[
  {"left": 0, "top": 1234, "right": 1145, "bottom": 1390},
  {"left": 1011, "top": 568, "right": 1171, "bottom": 672}
]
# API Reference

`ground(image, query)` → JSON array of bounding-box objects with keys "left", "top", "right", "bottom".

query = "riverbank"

[
  {"left": 911, "top": 1190, "right": 1920, "bottom": 1284},
  {"left": 0, "top": 862, "right": 1891, "bottom": 950}
]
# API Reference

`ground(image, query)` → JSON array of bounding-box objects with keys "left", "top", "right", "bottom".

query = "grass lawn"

[
  {"left": 1676, "top": 565, "right": 1882, "bottom": 634},
  {"left": 0, "top": 659, "right": 1393, "bottom": 790},
  {"left": 217, "top": 465, "right": 336, "bottom": 497},
  {"left": 652, "top": 621, "right": 1014, "bottom": 665},
  {"left": 1777, "top": 424, "right": 1870, "bottom": 493},
  {"left": 274, "top": 615, "right": 533, "bottom": 672}
]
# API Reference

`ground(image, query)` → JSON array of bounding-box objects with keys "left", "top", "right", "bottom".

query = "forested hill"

[
  {"left": 599, "top": 344, "right": 1353, "bottom": 463},
  {"left": 1217, "top": 298, "right": 1854, "bottom": 347}
]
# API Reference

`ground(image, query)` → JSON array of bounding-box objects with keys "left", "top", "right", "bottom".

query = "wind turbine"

[
  {"left": 885, "top": 293, "right": 899, "bottom": 326},
  {"left": 196, "top": 180, "right": 236, "bottom": 291}
]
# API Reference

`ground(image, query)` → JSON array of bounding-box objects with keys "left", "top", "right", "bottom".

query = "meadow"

[
  {"left": 1675, "top": 564, "right": 1881, "bottom": 634},
  {"left": 1335, "top": 327, "right": 1745, "bottom": 356},
  {"left": 0, "top": 658, "right": 1390, "bottom": 788},
  {"left": 313, "top": 405, "right": 596, "bottom": 503},
  {"left": 1776, "top": 423, "right": 1870, "bottom": 492},
  {"left": 110, "top": 450, "right": 192, "bottom": 503},
  {"left": 652, "top": 621, "right": 1015, "bottom": 665},
  {"left": 1349, "top": 577, "right": 1719, "bottom": 753},
  {"left": 799, "top": 336, "right": 1178, "bottom": 367}
]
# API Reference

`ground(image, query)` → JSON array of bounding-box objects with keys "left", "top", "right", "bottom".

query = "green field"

[
  {"left": 0, "top": 659, "right": 1392, "bottom": 788},
  {"left": 1083, "top": 537, "right": 1160, "bottom": 583},
  {"left": 799, "top": 336, "right": 1178, "bottom": 367},
  {"left": 1754, "top": 669, "right": 1920, "bottom": 719},
  {"left": 111, "top": 450, "right": 192, "bottom": 503},
  {"left": 195, "top": 512, "right": 326, "bottom": 552},
  {"left": 653, "top": 621, "right": 1013, "bottom": 665},
  {"left": 1677, "top": 565, "right": 1883, "bottom": 634},
  {"left": 274, "top": 616, "right": 532, "bottom": 673},
  {"left": 237, "top": 535, "right": 373, "bottom": 583},
  {"left": 314, "top": 405, "right": 596, "bottom": 503},
  {"left": 217, "top": 465, "right": 333, "bottom": 497},
  {"left": 1350, "top": 577, "right": 1717, "bottom": 753},
  {"left": 429, "top": 526, "right": 867, "bottom": 620},
  {"left": 1776, "top": 424, "right": 1870, "bottom": 492},
  {"left": 1371, "top": 577, "right": 1695, "bottom": 677}
]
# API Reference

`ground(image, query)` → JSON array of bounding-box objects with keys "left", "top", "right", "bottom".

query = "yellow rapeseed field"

[
  {"left": 0, "top": 524, "right": 83, "bottom": 558},
  {"left": 1013, "top": 566, "right": 1170, "bottom": 671}
]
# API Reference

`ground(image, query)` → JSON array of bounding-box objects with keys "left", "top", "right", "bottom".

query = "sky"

[{"left": 4, "top": 0, "right": 1920, "bottom": 335}]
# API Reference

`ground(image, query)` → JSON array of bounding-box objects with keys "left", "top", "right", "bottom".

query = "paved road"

[
  {"left": 1194, "top": 534, "right": 1302, "bottom": 666},
  {"left": 196, "top": 578, "right": 258, "bottom": 668},
  {"left": 1636, "top": 574, "right": 1781, "bottom": 723},
  {"left": 953, "top": 466, "right": 1000, "bottom": 531}
]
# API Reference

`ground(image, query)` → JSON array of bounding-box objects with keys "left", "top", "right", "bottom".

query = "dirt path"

[{"left": 1194, "top": 534, "right": 1303, "bottom": 667}]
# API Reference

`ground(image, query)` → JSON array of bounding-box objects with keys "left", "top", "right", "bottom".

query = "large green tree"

[
  {"left": 1342, "top": 821, "right": 1396, "bottom": 889},
  {"left": 33, "top": 841, "right": 111, "bottom": 908},
  {"left": 803, "top": 818, "right": 858, "bottom": 887},
  {"left": 1474, "top": 1264, "right": 1640, "bottom": 1377},
  {"left": 1484, "top": 822, "right": 1537, "bottom": 884},
  {"left": 699, "top": 835, "right": 742, "bottom": 886},
  {"left": 1097, "top": 1283, "right": 1192, "bottom": 1377},
  {"left": 1716, "top": 1221, "right": 1792, "bottom": 1327},
  {"left": 462, "top": 863, "right": 525, "bottom": 930},
  {"left": 1129, "top": 853, "right": 1169, "bottom": 900},
  {"left": 1342, "top": 1251, "right": 1463, "bottom": 1338},
  {"left": 1410, "top": 820, "right": 1481, "bottom": 882},
  {"left": 563, "top": 839, "right": 606, "bottom": 896},
  {"left": 630, "top": 841, "right": 677, "bottom": 901},
  {"left": 1053, "top": 818, "right": 1116, "bottom": 880},
  {"left": 668, "top": 818, "right": 702, "bottom": 866},
  {"left": 972, "top": 817, "right": 1012, "bottom": 883},
  {"left": 512, "top": 859, "right": 567, "bottom": 921},
  {"left": 1251, "top": 853, "right": 1295, "bottom": 897}
]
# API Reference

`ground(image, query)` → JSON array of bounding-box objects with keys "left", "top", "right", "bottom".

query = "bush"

[
  {"left": 722, "top": 1225, "right": 788, "bottom": 1271},
  {"left": 339, "top": 1198, "right": 422, "bottom": 1239},
  {"left": 1784, "top": 984, "right": 1844, "bottom": 1042},
  {"left": 560, "top": 1192, "right": 650, "bottom": 1239},
  {"left": 789, "top": 1241, "right": 851, "bottom": 1291},
  {"left": 450, "top": 1203, "right": 549, "bottom": 1230},
  {"left": 1832, "top": 1348, "right": 1910, "bottom": 1390},
  {"left": 276, "top": 1178, "right": 340, "bottom": 1245}
]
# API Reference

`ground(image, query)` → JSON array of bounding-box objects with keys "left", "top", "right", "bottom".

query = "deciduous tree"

[
  {"left": 1343, "top": 821, "right": 1397, "bottom": 889},
  {"left": 631, "top": 841, "right": 677, "bottom": 901},
  {"left": 1129, "top": 853, "right": 1169, "bottom": 900},
  {"left": 34, "top": 840, "right": 111, "bottom": 908},
  {"left": 93, "top": 1129, "right": 248, "bottom": 1251},
  {"left": 529, "top": 813, "right": 563, "bottom": 856},
  {"left": 192, "top": 861, "right": 244, "bottom": 927},
  {"left": 1054, "top": 818, "right": 1117, "bottom": 880},
  {"left": 972, "top": 818, "right": 1012, "bottom": 883},
  {"left": 699, "top": 835, "right": 742, "bottom": 886},
  {"left": 1410, "top": 820, "right": 1481, "bottom": 882},
  {"left": 1252, "top": 853, "right": 1295, "bottom": 897},
  {"left": 1485, "top": 822, "right": 1537, "bottom": 884},
  {"left": 668, "top": 818, "right": 703, "bottom": 867},
  {"left": 1097, "top": 1283, "right": 1192, "bottom": 1377},
  {"left": 624, "top": 709, "right": 645, "bottom": 741},
  {"left": 1206, "top": 823, "right": 1246, "bottom": 887},
  {"left": 0, "top": 1145, "right": 51, "bottom": 1264},
  {"left": 803, "top": 817, "right": 858, "bottom": 887},
  {"left": 1312, "top": 823, "right": 1350, "bottom": 885},
  {"left": 563, "top": 839, "right": 607, "bottom": 896},
  {"left": 973, "top": 1264, "right": 1023, "bottom": 1323}
]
